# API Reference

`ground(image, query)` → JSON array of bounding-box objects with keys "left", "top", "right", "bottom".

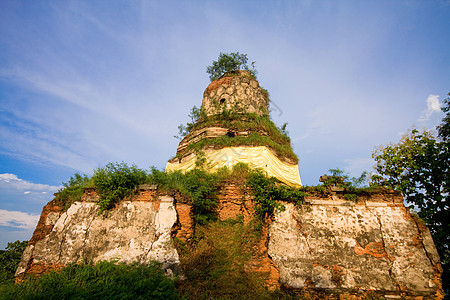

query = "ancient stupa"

[
  {"left": 166, "top": 70, "right": 302, "bottom": 187},
  {"left": 15, "top": 65, "right": 444, "bottom": 299}
]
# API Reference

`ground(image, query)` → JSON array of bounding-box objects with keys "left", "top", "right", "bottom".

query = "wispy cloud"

[
  {"left": 0, "top": 209, "right": 39, "bottom": 230},
  {"left": 0, "top": 209, "right": 39, "bottom": 249},
  {"left": 418, "top": 95, "right": 441, "bottom": 122},
  {"left": 0, "top": 173, "right": 59, "bottom": 193}
]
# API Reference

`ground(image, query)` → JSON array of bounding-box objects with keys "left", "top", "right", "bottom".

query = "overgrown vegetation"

[
  {"left": 174, "top": 109, "right": 298, "bottom": 163},
  {"left": 248, "top": 169, "right": 306, "bottom": 219},
  {"left": 190, "top": 111, "right": 291, "bottom": 145},
  {"left": 323, "top": 168, "right": 369, "bottom": 188},
  {"left": 0, "top": 240, "right": 28, "bottom": 285},
  {"left": 174, "top": 105, "right": 202, "bottom": 140},
  {"left": 176, "top": 218, "right": 296, "bottom": 299},
  {"left": 175, "top": 55, "right": 296, "bottom": 165},
  {"left": 148, "top": 168, "right": 220, "bottom": 225},
  {"left": 0, "top": 221, "right": 297, "bottom": 300},
  {"left": 55, "top": 173, "right": 92, "bottom": 211},
  {"left": 298, "top": 168, "right": 386, "bottom": 201},
  {"left": 53, "top": 161, "right": 307, "bottom": 225},
  {"left": 92, "top": 162, "right": 147, "bottom": 212},
  {"left": 0, "top": 261, "right": 178, "bottom": 300},
  {"left": 206, "top": 52, "right": 257, "bottom": 81}
]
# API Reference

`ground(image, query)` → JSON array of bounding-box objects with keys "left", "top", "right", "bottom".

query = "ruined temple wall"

[
  {"left": 16, "top": 185, "right": 443, "bottom": 298},
  {"left": 268, "top": 200, "right": 443, "bottom": 299},
  {"left": 15, "top": 189, "right": 190, "bottom": 278}
]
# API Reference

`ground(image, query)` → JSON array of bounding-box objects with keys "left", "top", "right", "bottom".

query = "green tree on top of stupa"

[{"left": 206, "top": 52, "right": 257, "bottom": 81}]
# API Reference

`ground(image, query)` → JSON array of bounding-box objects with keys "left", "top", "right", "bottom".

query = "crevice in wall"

[
  {"left": 409, "top": 212, "right": 444, "bottom": 299},
  {"left": 410, "top": 213, "right": 437, "bottom": 268},
  {"left": 57, "top": 213, "right": 69, "bottom": 263},
  {"left": 77, "top": 213, "right": 95, "bottom": 263},
  {"left": 366, "top": 206, "right": 400, "bottom": 292}
]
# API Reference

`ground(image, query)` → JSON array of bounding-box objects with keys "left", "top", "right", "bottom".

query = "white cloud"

[
  {"left": 0, "top": 210, "right": 39, "bottom": 249},
  {"left": 0, "top": 173, "right": 59, "bottom": 193},
  {"left": 0, "top": 209, "right": 39, "bottom": 230},
  {"left": 418, "top": 94, "right": 441, "bottom": 122}
]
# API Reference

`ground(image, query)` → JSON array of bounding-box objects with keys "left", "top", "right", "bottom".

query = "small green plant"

[
  {"left": 55, "top": 173, "right": 92, "bottom": 211},
  {"left": 174, "top": 105, "right": 204, "bottom": 140},
  {"left": 260, "top": 87, "right": 270, "bottom": 101},
  {"left": 325, "top": 168, "right": 368, "bottom": 188},
  {"left": 206, "top": 52, "right": 257, "bottom": 81},
  {"left": 344, "top": 193, "right": 359, "bottom": 201},
  {"left": 247, "top": 169, "right": 306, "bottom": 219},
  {"left": 92, "top": 162, "right": 147, "bottom": 212},
  {"left": 280, "top": 122, "right": 289, "bottom": 138}
]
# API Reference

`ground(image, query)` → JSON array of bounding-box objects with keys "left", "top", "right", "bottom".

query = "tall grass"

[
  {"left": 0, "top": 261, "right": 178, "bottom": 300},
  {"left": 176, "top": 219, "right": 295, "bottom": 300}
]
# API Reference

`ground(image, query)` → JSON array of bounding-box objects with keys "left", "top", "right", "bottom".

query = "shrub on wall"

[{"left": 92, "top": 162, "right": 147, "bottom": 212}]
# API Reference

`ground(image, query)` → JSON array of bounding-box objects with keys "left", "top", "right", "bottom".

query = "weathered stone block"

[
  {"left": 16, "top": 198, "right": 180, "bottom": 277},
  {"left": 268, "top": 202, "right": 442, "bottom": 298},
  {"left": 202, "top": 71, "right": 269, "bottom": 117}
]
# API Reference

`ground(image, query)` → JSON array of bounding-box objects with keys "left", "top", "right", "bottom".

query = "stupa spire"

[{"left": 166, "top": 69, "right": 302, "bottom": 187}]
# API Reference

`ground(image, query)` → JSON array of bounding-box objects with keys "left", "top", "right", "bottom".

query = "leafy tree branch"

[{"left": 206, "top": 52, "right": 257, "bottom": 81}]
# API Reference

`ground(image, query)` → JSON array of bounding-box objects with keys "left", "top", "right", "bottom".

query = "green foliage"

[
  {"left": 55, "top": 173, "right": 92, "bottom": 211},
  {"left": 0, "top": 240, "right": 28, "bottom": 284},
  {"left": 0, "top": 261, "right": 178, "bottom": 300},
  {"left": 176, "top": 219, "right": 294, "bottom": 299},
  {"left": 206, "top": 52, "right": 257, "bottom": 82},
  {"left": 151, "top": 163, "right": 305, "bottom": 224},
  {"left": 215, "top": 162, "right": 253, "bottom": 181},
  {"left": 325, "top": 168, "right": 368, "bottom": 188},
  {"left": 261, "top": 87, "right": 270, "bottom": 101},
  {"left": 247, "top": 170, "right": 306, "bottom": 219},
  {"left": 280, "top": 122, "right": 289, "bottom": 138},
  {"left": 174, "top": 105, "right": 204, "bottom": 140},
  {"left": 92, "top": 162, "right": 147, "bottom": 212},
  {"left": 148, "top": 168, "right": 219, "bottom": 225},
  {"left": 372, "top": 126, "right": 449, "bottom": 292},
  {"left": 56, "top": 161, "right": 303, "bottom": 226},
  {"left": 344, "top": 193, "right": 359, "bottom": 201},
  {"left": 300, "top": 169, "right": 379, "bottom": 201}
]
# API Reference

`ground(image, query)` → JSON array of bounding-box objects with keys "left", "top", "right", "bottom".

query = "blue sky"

[{"left": 0, "top": 0, "right": 449, "bottom": 249}]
